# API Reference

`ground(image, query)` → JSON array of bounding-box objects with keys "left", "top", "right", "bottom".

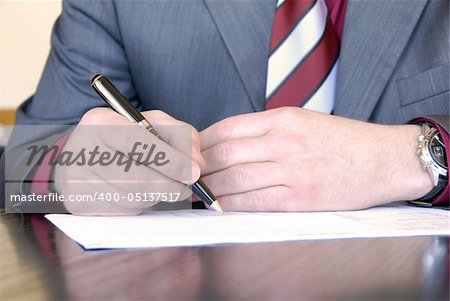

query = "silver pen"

[{"left": 90, "top": 74, "right": 223, "bottom": 213}]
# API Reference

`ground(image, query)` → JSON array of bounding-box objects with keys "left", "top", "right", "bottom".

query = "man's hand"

[
  {"left": 200, "top": 108, "right": 433, "bottom": 211},
  {"left": 55, "top": 108, "right": 204, "bottom": 215}
]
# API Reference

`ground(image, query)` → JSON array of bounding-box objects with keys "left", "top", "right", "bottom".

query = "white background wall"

[{"left": 0, "top": 0, "right": 62, "bottom": 109}]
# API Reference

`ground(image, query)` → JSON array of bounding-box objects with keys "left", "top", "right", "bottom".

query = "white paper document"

[{"left": 45, "top": 204, "right": 450, "bottom": 249}]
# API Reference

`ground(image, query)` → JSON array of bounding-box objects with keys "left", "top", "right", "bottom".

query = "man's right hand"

[{"left": 55, "top": 108, "right": 204, "bottom": 215}]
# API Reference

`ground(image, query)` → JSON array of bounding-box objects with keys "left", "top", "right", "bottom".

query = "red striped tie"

[{"left": 265, "top": 0, "right": 341, "bottom": 112}]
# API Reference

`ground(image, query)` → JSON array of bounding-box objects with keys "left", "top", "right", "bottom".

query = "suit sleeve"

[
  {"left": 15, "top": 0, "right": 140, "bottom": 127},
  {"left": 2, "top": 0, "right": 139, "bottom": 210},
  {"left": 425, "top": 116, "right": 449, "bottom": 133}
]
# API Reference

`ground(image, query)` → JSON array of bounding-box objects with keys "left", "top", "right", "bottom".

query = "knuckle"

[
  {"left": 215, "top": 118, "right": 234, "bottom": 141},
  {"left": 245, "top": 189, "right": 270, "bottom": 210},
  {"left": 212, "top": 143, "right": 232, "bottom": 164},
  {"left": 147, "top": 109, "right": 165, "bottom": 118},
  {"left": 145, "top": 110, "right": 173, "bottom": 124},
  {"left": 276, "top": 107, "right": 299, "bottom": 122},
  {"left": 80, "top": 108, "right": 105, "bottom": 125},
  {"left": 226, "top": 166, "right": 247, "bottom": 186},
  {"left": 247, "top": 190, "right": 260, "bottom": 205}
]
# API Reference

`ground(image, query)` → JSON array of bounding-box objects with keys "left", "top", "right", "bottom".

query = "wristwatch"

[{"left": 413, "top": 123, "right": 448, "bottom": 205}]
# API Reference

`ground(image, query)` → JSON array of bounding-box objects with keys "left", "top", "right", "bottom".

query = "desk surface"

[{"left": 1, "top": 212, "right": 448, "bottom": 301}]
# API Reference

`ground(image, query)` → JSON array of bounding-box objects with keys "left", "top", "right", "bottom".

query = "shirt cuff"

[{"left": 410, "top": 118, "right": 449, "bottom": 206}]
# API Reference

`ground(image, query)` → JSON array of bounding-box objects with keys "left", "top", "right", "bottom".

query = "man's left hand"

[{"left": 200, "top": 108, "right": 433, "bottom": 211}]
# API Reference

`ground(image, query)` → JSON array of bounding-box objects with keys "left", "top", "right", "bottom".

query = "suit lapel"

[
  {"left": 334, "top": 0, "right": 428, "bottom": 120},
  {"left": 204, "top": 0, "right": 276, "bottom": 111},
  {"left": 205, "top": 0, "right": 428, "bottom": 117}
]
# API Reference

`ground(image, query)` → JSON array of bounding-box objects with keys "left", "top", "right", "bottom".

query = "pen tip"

[{"left": 210, "top": 201, "right": 224, "bottom": 214}]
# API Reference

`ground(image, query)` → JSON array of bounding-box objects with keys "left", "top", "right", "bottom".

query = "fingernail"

[{"left": 182, "top": 165, "right": 200, "bottom": 184}]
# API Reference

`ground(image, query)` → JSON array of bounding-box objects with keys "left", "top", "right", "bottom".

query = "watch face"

[{"left": 430, "top": 132, "right": 447, "bottom": 170}]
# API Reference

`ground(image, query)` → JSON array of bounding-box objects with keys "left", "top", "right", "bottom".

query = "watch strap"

[{"left": 415, "top": 176, "right": 448, "bottom": 203}]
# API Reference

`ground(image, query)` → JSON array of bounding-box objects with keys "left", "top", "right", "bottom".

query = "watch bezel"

[
  {"left": 429, "top": 131, "right": 447, "bottom": 170},
  {"left": 418, "top": 125, "right": 448, "bottom": 178}
]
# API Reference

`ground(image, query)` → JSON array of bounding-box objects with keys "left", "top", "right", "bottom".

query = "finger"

[
  {"left": 79, "top": 107, "right": 132, "bottom": 126},
  {"left": 140, "top": 110, "right": 205, "bottom": 177},
  {"left": 78, "top": 124, "right": 200, "bottom": 185},
  {"left": 91, "top": 172, "right": 193, "bottom": 208},
  {"left": 161, "top": 123, "right": 205, "bottom": 174},
  {"left": 57, "top": 143, "right": 194, "bottom": 196},
  {"left": 79, "top": 108, "right": 202, "bottom": 184},
  {"left": 218, "top": 186, "right": 293, "bottom": 212},
  {"left": 200, "top": 111, "right": 274, "bottom": 150},
  {"left": 201, "top": 162, "right": 285, "bottom": 197},
  {"left": 57, "top": 168, "right": 192, "bottom": 210},
  {"left": 202, "top": 136, "right": 277, "bottom": 175}
]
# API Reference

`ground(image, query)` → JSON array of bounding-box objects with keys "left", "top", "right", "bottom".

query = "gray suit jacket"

[{"left": 15, "top": 0, "right": 449, "bottom": 130}]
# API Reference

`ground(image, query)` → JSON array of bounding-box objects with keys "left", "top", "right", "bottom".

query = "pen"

[{"left": 90, "top": 74, "right": 223, "bottom": 213}]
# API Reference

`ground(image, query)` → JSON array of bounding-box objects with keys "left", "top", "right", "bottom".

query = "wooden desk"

[
  {"left": 0, "top": 109, "right": 15, "bottom": 150},
  {"left": 0, "top": 110, "right": 15, "bottom": 125},
  {"left": 1, "top": 212, "right": 448, "bottom": 301}
]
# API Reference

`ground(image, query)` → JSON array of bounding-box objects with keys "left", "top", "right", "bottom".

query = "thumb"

[
  {"left": 191, "top": 129, "right": 206, "bottom": 177},
  {"left": 140, "top": 110, "right": 204, "bottom": 183}
]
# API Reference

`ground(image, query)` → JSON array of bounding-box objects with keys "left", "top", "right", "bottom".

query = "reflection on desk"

[{"left": 1, "top": 213, "right": 449, "bottom": 301}]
